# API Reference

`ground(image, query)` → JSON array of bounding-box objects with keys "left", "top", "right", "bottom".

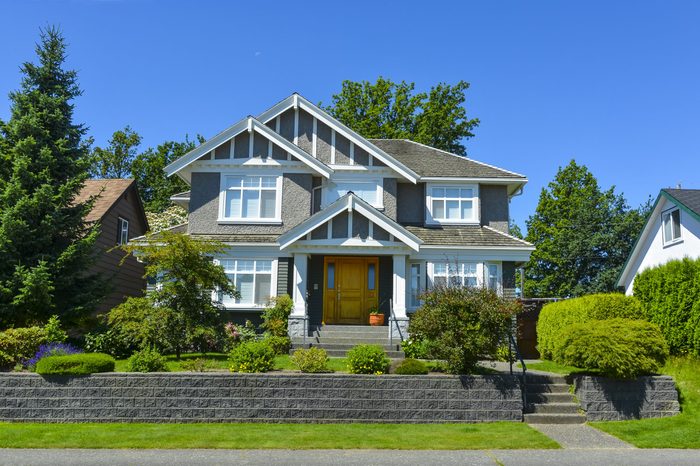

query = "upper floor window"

[
  {"left": 117, "top": 218, "right": 129, "bottom": 245},
  {"left": 662, "top": 208, "right": 681, "bottom": 245},
  {"left": 324, "top": 179, "right": 383, "bottom": 208},
  {"left": 220, "top": 174, "right": 282, "bottom": 222},
  {"left": 426, "top": 184, "right": 478, "bottom": 224}
]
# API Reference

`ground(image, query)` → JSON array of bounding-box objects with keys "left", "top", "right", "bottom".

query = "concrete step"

[
  {"left": 310, "top": 337, "right": 391, "bottom": 345},
  {"left": 527, "top": 392, "right": 577, "bottom": 404},
  {"left": 527, "top": 403, "right": 581, "bottom": 414},
  {"left": 525, "top": 383, "right": 570, "bottom": 394},
  {"left": 524, "top": 413, "right": 587, "bottom": 424},
  {"left": 297, "top": 343, "right": 402, "bottom": 351},
  {"left": 525, "top": 374, "right": 567, "bottom": 384},
  {"left": 314, "top": 325, "right": 388, "bottom": 334}
]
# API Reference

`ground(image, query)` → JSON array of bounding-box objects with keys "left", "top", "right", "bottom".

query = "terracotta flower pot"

[{"left": 369, "top": 314, "right": 384, "bottom": 326}]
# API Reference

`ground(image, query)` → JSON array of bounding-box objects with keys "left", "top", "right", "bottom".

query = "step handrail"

[
  {"left": 388, "top": 299, "right": 404, "bottom": 348},
  {"left": 508, "top": 332, "right": 527, "bottom": 408}
]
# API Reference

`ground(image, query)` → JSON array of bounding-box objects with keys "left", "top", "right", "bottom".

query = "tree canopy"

[
  {"left": 524, "top": 160, "right": 650, "bottom": 298},
  {"left": 89, "top": 125, "right": 141, "bottom": 179},
  {"left": 326, "top": 77, "right": 479, "bottom": 155},
  {"left": 0, "top": 27, "right": 103, "bottom": 326}
]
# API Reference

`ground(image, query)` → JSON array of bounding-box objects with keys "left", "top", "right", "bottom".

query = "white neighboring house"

[{"left": 618, "top": 188, "right": 700, "bottom": 295}]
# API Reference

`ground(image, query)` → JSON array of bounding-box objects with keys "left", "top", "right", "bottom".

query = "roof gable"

[
  {"left": 75, "top": 179, "right": 143, "bottom": 223},
  {"left": 662, "top": 188, "right": 700, "bottom": 223}
]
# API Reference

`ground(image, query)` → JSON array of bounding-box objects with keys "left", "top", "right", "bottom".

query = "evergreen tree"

[
  {"left": 326, "top": 77, "right": 479, "bottom": 155},
  {"left": 89, "top": 125, "right": 141, "bottom": 179},
  {"left": 524, "top": 160, "right": 648, "bottom": 298},
  {"left": 0, "top": 27, "right": 103, "bottom": 327}
]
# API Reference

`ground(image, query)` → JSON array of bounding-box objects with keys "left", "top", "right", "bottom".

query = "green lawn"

[
  {"left": 0, "top": 422, "right": 559, "bottom": 449},
  {"left": 590, "top": 357, "right": 700, "bottom": 449},
  {"left": 519, "top": 360, "right": 588, "bottom": 375}
]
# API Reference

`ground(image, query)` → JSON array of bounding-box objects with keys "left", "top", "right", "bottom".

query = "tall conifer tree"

[{"left": 0, "top": 27, "right": 102, "bottom": 327}]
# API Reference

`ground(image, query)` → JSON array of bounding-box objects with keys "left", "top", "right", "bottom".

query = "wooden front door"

[{"left": 323, "top": 256, "right": 378, "bottom": 325}]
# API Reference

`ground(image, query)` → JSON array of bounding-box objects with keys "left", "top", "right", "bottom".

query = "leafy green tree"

[
  {"left": 0, "top": 27, "right": 103, "bottom": 327},
  {"left": 326, "top": 77, "right": 479, "bottom": 155},
  {"left": 509, "top": 220, "right": 524, "bottom": 239},
  {"left": 524, "top": 160, "right": 648, "bottom": 298},
  {"left": 90, "top": 126, "right": 141, "bottom": 179},
  {"left": 109, "top": 232, "right": 237, "bottom": 358},
  {"left": 131, "top": 137, "right": 202, "bottom": 212}
]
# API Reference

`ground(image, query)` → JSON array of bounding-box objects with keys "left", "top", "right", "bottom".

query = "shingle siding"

[{"left": 480, "top": 185, "right": 509, "bottom": 233}]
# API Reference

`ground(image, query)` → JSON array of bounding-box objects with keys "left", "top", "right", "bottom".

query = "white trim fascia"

[
  {"left": 257, "top": 94, "right": 420, "bottom": 183},
  {"left": 286, "top": 244, "right": 413, "bottom": 255},
  {"left": 419, "top": 244, "right": 535, "bottom": 251},
  {"left": 420, "top": 176, "right": 528, "bottom": 184},
  {"left": 278, "top": 196, "right": 352, "bottom": 249},
  {"left": 351, "top": 199, "right": 422, "bottom": 251}
]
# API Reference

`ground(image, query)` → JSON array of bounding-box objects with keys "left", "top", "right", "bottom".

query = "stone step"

[
  {"left": 525, "top": 383, "right": 570, "bottom": 394},
  {"left": 309, "top": 337, "right": 392, "bottom": 345},
  {"left": 527, "top": 402, "right": 581, "bottom": 414},
  {"left": 527, "top": 392, "right": 577, "bottom": 404},
  {"left": 297, "top": 343, "right": 402, "bottom": 351},
  {"left": 314, "top": 325, "right": 388, "bottom": 334},
  {"left": 523, "top": 413, "right": 587, "bottom": 424},
  {"left": 524, "top": 374, "right": 567, "bottom": 384}
]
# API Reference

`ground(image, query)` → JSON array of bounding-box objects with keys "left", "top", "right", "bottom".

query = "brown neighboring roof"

[
  {"left": 405, "top": 225, "right": 533, "bottom": 248},
  {"left": 369, "top": 139, "right": 526, "bottom": 180},
  {"left": 75, "top": 179, "right": 144, "bottom": 223}
]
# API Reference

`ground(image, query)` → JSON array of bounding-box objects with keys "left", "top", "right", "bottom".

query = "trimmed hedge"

[
  {"left": 127, "top": 348, "right": 169, "bottom": 372},
  {"left": 552, "top": 318, "right": 668, "bottom": 379},
  {"left": 35, "top": 353, "right": 116, "bottom": 375},
  {"left": 537, "top": 293, "right": 643, "bottom": 359},
  {"left": 393, "top": 358, "right": 429, "bottom": 375},
  {"left": 633, "top": 257, "right": 700, "bottom": 355}
]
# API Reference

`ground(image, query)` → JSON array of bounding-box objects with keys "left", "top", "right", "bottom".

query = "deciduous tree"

[{"left": 89, "top": 126, "right": 141, "bottom": 179}]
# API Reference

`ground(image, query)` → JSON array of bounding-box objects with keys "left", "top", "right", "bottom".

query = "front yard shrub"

[
  {"left": 393, "top": 358, "right": 429, "bottom": 375},
  {"left": 83, "top": 328, "right": 136, "bottom": 359},
  {"left": 223, "top": 320, "right": 257, "bottom": 350},
  {"left": 260, "top": 294, "right": 293, "bottom": 337},
  {"left": 263, "top": 335, "right": 291, "bottom": 355},
  {"left": 0, "top": 326, "right": 48, "bottom": 369},
  {"left": 43, "top": 315, "right": 68, "bottom": 344},
  {"left": 401, "top": 338, "right": 429, "bottom": 359},
  {"left": 229, "top": 340, "right": 275, "bottom": 373},
  {"left": 35, "top": 353, "right": 116, "bottom": 375},
  {"left": 408, "top": 286, "right": 520, "bottom": 374},
  {"left": 26, "top": 343, "right": 81, "bottom": 370},
  {"left": 180, "top": 357, "right": 214, "bottom": 372},
  {"left": 290, "top": 347, "right": 330, "bottom": 373},
  {"left": 633, "top": 257, "right": 700, "bottom": 355},
  {"left": 127, "top": 348, "right": 169, "bottom": 373},
  {"left": 346, "top": 344, "right": 390, "bottom": 375},
  {"left": 552, "top": 318, "right": 668, "bottom": 379},
  {"left": 537, "top": 293, "right": 644, "bottom": 360}
]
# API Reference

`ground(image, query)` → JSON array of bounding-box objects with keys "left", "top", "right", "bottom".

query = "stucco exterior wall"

[
  {"left": 622, "top": 197, "right": 700, "bottom": 294},
  {"left": 397, "top": 182, "right": 425, "bottom": 226},
  {"left": 480, "top": 185, "right": 509, "bottom": 233},
  {"left": 382, "top": 178, "right": 397, "bottom": 221}
]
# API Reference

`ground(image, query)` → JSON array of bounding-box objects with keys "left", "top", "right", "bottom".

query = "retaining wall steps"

[{"left": 523, "top": 374, "right": 586, "bottom": 425}]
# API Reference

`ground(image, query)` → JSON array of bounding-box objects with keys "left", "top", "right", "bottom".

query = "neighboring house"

[
  {"left": 75, "top": 179, "right": 149, "bottom": 314},
  {"left": 618, "top": 188, "right": 700, "bottom": 295},
  {"left": 162, "top": 93, "right": 534, "bottom": 338}
]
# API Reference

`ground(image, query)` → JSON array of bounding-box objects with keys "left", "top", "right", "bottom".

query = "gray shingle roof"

[
  {"left": 663, "top": 189, "right": 700, "bottom": 217},
  {"left": 405, "top": 225, "right": 533, "bottom": 248},
  {"left": 369, "top": 139, "right": 526, "bottom": 179}
]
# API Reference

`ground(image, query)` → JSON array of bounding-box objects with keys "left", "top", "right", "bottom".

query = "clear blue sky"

[{"left": 2, "top": 0, "right": 699, "bottom": 230}]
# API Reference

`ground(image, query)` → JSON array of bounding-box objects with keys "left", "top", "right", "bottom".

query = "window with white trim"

[
  {"left": 117, "top": 218, "right": 129, "bottom": 245},
  {"left": 220, "top": 175, "right": 281, "bottom": 221},
  {"left": 662, "top": 208, "right": 681, "bottom": 245},
  {"left": 408, "top": 262, "right": 424, "bottom": 309},
  {"left": 485, "top": 263, "right": 501, "bottom": 292},
  {"left": 219, "top": 259, "right": 273, "bottom": 307},
  {"left": 324, "top": 179, "right": 382, "bottom": 208},
  {"left": 432, "top": 262, "right": 478, "bottom": 288},
  {"left": 426, "top": 184, "right": 478, "bottom": 223}
]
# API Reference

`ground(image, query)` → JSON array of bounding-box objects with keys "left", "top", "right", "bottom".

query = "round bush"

[
  {"left": 346, "top": 344, "right": 390, "bottom": 375},
  {"left": 290, "top": 347, "right": 330, "bottom": 373},
  {"left": 127, "top": 348, "right": 169, "bottom": 372},
  {"left": 35, "top": 353, "right": 116, "bottom": 375},
  {"left": 229, "top": 340, "right": 275, "bottom": 373},
  {"left": 0, "top": 326, "right": 48, "bottom": 369},
  {"left": 552, "top": 318, "right": 669, "bottom": 379},
  {"left": 263, "top": 335, "right": 291, "bottom": 355},
  {"left": 393, "top": 358, "right": 429, "bottom": 375},
  {"left": 400, "top": 338, "right": 429, "bottom": 359},
  {"left": 537, "top": 293, "right": 643, "bottom": 360}
]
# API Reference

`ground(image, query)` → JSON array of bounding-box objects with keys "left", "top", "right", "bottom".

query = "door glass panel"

[
  {"left": 368, "top": 263, "right": 376, "bottom": 290},
  {"left": 327, "top": 263, "right": 335, "bottom": 289}
]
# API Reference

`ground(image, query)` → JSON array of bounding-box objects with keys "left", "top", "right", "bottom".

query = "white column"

[
  {"left": 392, "top": 254, "right": 407, "bottom": 319},
  {"left": 291, "top": 253, "right": 308, "bottom": 317}
]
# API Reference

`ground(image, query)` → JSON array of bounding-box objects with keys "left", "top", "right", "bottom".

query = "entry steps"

[
  {"left": 523, "top": 374, "right": 586, "bottom": 424},
  {"left": 291, "top": 325, "right": 405, "bottom": 358}
]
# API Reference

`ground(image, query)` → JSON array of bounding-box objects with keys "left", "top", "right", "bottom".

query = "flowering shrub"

[
  {"left": 229, "top": 340, "right": 275, "bottom": 373},
  {"left": 290, "top": 347, "right": 330, "bottom": 373},
  {"left": 26, "top": 343, "right": 82, "bottom": 370},
  {"left": 346, "top": 344, "right": 390, "bottom": 375},
  {"left": 224, "top": 320, "right": 257, "bottom": 350}
]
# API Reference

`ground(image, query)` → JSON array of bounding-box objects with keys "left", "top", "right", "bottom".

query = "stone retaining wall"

[
  {"left": 0, "top": 373, "right": 523, "bottom": 423},
  {"left": 571, "top": 375, "right": 680, "bottom": 421}
]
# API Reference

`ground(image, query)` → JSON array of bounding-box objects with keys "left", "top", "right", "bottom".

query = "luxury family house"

[{"left": 163, "top": 94, "right": 534, "bottom": 339}]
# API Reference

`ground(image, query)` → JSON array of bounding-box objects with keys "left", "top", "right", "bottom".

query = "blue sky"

[{"left": 1, "top": 0, "right": 699, "bottom": 230}]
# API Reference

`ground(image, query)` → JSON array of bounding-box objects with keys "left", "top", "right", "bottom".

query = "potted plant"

[{"left": 368, "top": 307, "right": 384, "bottom": 326}]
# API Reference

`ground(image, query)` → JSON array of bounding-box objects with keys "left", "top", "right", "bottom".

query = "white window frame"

[
  {"left": 662, "top": 208, "right": 682, "bottom": 246},
  {"left": 218, "top": 172, "right": 283, "bottom": 224},
  {"left": 428, "top": 261, "right": 482, "bottom": 288},
  {"left": 407, "top": 261, "right": 425, "bottom": 311},
  {"left": 322, "top": 177, "right": 384, "bottom": 209},
  {"left": 117, "top": 217, "right": 129, "bottom": 245},
  {"left": 484, "top": 262, "right": 502, "bottom": 295},
  {"left": 216, "top": 258, "right": 278, "bottom": 309},
  {"left": 425, "top": 183, "right": 479, "bottom": 225}
]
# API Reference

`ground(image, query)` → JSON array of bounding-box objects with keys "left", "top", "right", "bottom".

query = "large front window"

[
  {"left": 427, "top": 184, "right": 478, "bottom": 223},
  {"left": 221, "top": 175, "right": 280, "bottom": 221},
  {"left": 432, "top": 262, "right": 478, "bottom": 288},
  {"left": 220, "top": 259, "right": 273, "bottom": 306}
]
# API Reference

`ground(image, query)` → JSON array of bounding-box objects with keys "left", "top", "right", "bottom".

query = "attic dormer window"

[
  {"left": 426, "top": 184, "right": 479, "bottom": 224},
  {"left": 662, "top": 208, "right": 681, "bottom": 245}
]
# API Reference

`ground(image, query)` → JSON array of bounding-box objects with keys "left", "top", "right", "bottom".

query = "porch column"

[
  {"left": 288, "top": 253, "right": 309, "bottom": 338},
  {"left": 391, "top": 254, "right": 409, "bottom": 340}
]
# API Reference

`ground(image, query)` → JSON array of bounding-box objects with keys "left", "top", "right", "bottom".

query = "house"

[
  {"left": 75, "top": 179, "right": 149, "bottom": 314},
  {"left": 163, "top": 94, "right": 534, "bottom": 338},
  {"left": 618, "top": 188, "right": 700, "bottom": 295}
]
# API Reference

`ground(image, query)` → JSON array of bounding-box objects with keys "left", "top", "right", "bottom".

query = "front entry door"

[{"left": 323, "top": 257, "right": 378, "bottom": 325}]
